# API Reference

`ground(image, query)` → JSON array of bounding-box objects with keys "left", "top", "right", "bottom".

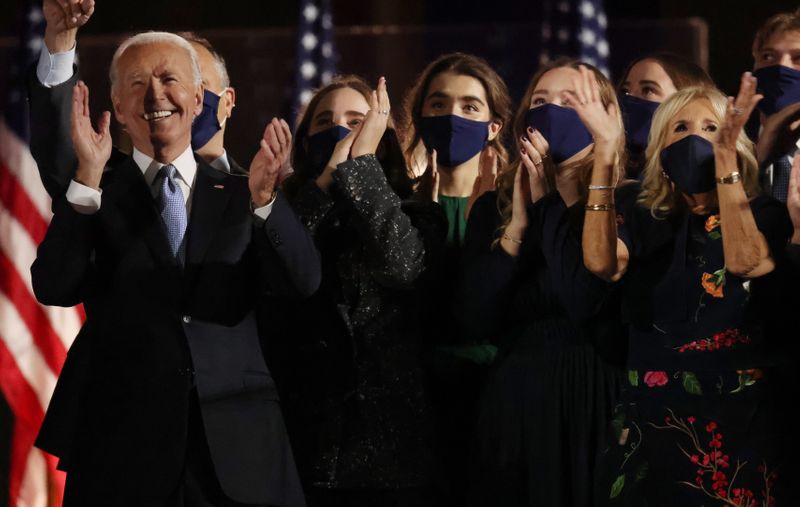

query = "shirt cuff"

[
  {"left": 65, "top": 179, "right": 101, "bottom": 214},
  {"left": 36, "top": 43, "right": 76, "bottom": 88},
  {"left": 252, "top": 194, "right": 276, "bottom": 221}
]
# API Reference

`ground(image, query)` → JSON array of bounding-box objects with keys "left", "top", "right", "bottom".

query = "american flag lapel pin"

[{"left": 213, "top": 184, "right": 225, "bottom": 189}]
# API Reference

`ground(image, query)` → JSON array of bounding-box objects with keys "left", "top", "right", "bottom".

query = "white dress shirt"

[
  {"left": 65, "top": 145, "right": 274, "bottom": 219},
  {"left": 36, "top": 43, "right": 75, "bottom": 87},
  {"left": 209, "top": 150, "right": 232, "bottom": 173}
]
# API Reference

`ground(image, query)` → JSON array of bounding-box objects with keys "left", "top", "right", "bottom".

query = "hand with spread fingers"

[
  {"left": 717, "top": 72, "right": 763, "bottom": 154},
  {"left": 71, "top": 81, "right": 111, "bottom": 190},
  {"left": 351, "top": 77, "right": 391, "bottom": 158},
  {"left": 43, "top": 0, "right": 95, "bottom": 53},
  {"left": 466, "top": 146, "right": 498, "bottom": 218},
  {"left": 249, "top": 118, "right": 293, "bottom": 207},
  {"left": 315, "top": 124, "right": 362, "bottom": 193},
  {"left": 561, "top": 65, "right": 622, "bottom": 163},
  {"left": 421, "top": 149, "right": 440, "bottom": 203},
  {"left": 519, "top": 127, "right": 552, "bottom": 203}
]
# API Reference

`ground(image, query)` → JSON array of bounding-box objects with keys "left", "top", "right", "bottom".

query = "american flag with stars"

[
  {"left": 1, "top": 1, "right": 83, "bottom": 506},
  {"left": 291, "top": 0, "right": 337, "bottom": 119},
  {"left": 539, "top": 0, "right": 611, "bottom": 77}
]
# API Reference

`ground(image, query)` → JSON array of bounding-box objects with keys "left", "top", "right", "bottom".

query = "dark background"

[
  {"left": 1, "top": 0, "right": 798, "bottom": 161},
  {"left": 0, "top": 0, "right": 798, "bottom": 503},
  {"left": 2, "top": 0, "right": 798, "bottom": 90}
]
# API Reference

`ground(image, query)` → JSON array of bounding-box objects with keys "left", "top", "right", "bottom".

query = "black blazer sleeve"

[
  {"left": 253, "top": 190, "right": 322, "bottom": 298},
  {"left": 30, "top": 195, "right": 95, "bottom": 307},
  {"left": 332, "top": 154, "right": 427, "bottom": 288},
  {"left": 27, "top": 66, "right": 79, "bottom": 200}
]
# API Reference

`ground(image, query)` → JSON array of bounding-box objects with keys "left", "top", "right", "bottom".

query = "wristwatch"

[{"left": 716, "top": 171, "right": 741, "bottom": 184}]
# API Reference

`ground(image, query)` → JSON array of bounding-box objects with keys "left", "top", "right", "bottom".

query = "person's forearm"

[
  {"left": 44, "top": 26, "right": 76, "bottom": 54},
  {"left": 583, "top": 154, "right": 621, "bottom": 280},
  {"left": 715, "top": 149, "right": 772, "bottom": 277}
]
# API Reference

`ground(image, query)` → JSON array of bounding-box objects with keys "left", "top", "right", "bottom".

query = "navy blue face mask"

[
  {"left": 305, "top": 125, "right": 351, "bottom": 178},
  {"left": 660, "top": 134, "right": 716, "bottom": 195},
  {"left": 417, "top": 115, "right": 490, "bottom": 167},
  {"left": 753, "top": 65, "right": 800, "bottom": 116},
  {"left": 192, "top": 88, "right": 227, "bottom": 150},
  {"left": 524, "top": 104, "right": 593, "bottom": 164},
  {"left": 620, "top": 94, "right": 660, "bottom": 157}
]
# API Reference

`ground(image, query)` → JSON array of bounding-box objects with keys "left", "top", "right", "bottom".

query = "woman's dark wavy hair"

[
  {"left": 286, "top": 74, "right": 413, "bottom": 200},
  {"left": 617, "top": 52, "right": 714, "bottom": 93},
  {"left": 400, "top": 52, "right": 512, "bottom": 173}
]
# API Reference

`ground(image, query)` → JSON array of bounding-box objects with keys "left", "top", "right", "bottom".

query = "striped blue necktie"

[{"left": 156, "top": 164, "right": 187, "bottom": 260}]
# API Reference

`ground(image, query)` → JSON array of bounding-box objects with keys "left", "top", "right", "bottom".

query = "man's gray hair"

[
  {"left": 177, "top": 32, "right": 231, "bottom": 89},
  {"left": 109, "top": 31, "right": 202, "bottom": 94}
]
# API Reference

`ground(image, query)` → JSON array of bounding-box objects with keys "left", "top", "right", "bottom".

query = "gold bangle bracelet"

[
  {"left": 584, "top": 203, "right": 615, "bottom": 211},
  {"left": 716, "top": 171, "right": 741, "bottom": 184},
  {"left": 502, "top": 233, "right": 523, "bottom": 244}
]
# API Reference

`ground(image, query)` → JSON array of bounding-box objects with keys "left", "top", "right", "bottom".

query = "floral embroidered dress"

[{"left": 596, "top": 183, "right": 795, "bottom": 507}]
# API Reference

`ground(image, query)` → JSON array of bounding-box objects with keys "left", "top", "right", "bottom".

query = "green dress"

[
  {"left": 437, "top": 195, "right": 469, "bottom": 247},
  {"left": 435, "top": 194, "right": 497, "bottom": 363},
  {"left": 426, "top": 194, "right": 496, "bottom": 505}
]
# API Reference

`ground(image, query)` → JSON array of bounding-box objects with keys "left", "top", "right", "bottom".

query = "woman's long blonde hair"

[
  {"left": 638, "top": 86, "right": 760, "bottom": 217},
  {"left": 496, "top": 59, "right": 625, "bottom": 227}
]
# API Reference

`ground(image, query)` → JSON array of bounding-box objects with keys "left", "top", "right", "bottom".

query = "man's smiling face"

[{"left": 112, "top": 42, "right": 202, "bottom": 158}]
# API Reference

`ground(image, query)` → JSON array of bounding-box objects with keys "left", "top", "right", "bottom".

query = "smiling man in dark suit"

[{"left": 30, "top": 28, "right": 319, "bottom": 506}]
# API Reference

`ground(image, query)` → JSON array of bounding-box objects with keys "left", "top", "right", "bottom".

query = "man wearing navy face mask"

[
  {"left": 751, "top": 9, "right": 800, "bottom": 203},
  {"left": 178, "top": 32, "right": 244, "bottom": 174},
  {"left": 31, "top": 2, "right": 290, "bottom": 193}
]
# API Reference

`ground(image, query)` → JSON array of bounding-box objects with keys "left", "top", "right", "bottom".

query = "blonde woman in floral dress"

[{"left": 581, "top": 71, "right": 797, "bottom": 505}]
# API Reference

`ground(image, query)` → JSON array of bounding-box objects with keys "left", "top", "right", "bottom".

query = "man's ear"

[
  {"left": 112, "top": 94, "right": 125, "bottom": 124},
  {"left": 193, "top": 85, "right": 204, "bottom": 117},
  {"left": 223, "top": 87, "right": 236, "bottom": 118},
  {"left": 488, "top": 119, "right": 502, "bottom": 142}
]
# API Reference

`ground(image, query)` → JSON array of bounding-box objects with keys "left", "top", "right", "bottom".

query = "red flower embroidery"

[
  {"left": 676, "top": 329, "right": 751, "bottom": 353},
  {"left": 643, "top": 371, "right": 669, "bottom": 387},
  {"left": 651, "top": 412, "right": 777, "bottom": 506}
]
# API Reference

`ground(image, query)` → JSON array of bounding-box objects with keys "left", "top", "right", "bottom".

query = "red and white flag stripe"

[{"left": 0, "top": 119, "right": 83, "bottom": 506}]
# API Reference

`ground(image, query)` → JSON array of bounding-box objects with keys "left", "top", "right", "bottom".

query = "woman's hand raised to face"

[
  {"left": 717, "top": 72, "right": 763, "bottom": 154},
  {"left": 350, "top": 77, "right": 391, "bottom": 158},
  {"left": 316, "top": 123, "right": 362, "bottom": 193},
  {"left": 465, "top": 147, "right": 498, "bottom": 219},
  {"left": 519, "top": 127, "right": 552, "bottom": 202},
  {"left": 561, "top": 65, "right": 621, "bottom": 163}
]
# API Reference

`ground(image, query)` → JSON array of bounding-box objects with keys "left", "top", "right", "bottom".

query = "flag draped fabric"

[
  {"left": 539, "top": 0, "right": 611, "bottom": 77},
  {"left": 290, "top": 0, "right": 337, "bottom": 119},
  {"left": 1, "top": 2, "right": 83, "bottom": 505}
]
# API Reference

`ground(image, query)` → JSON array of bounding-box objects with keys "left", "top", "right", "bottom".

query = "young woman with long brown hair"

[
  {"left": 400, "top": 53, "right": 512, "bottom": 505},
  {"left": 460, "top": 60, "right": 627, "bottom": 506}
]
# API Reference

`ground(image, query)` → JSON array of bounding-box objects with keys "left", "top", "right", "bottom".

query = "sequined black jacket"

[{"left": 276, "top": 154, "right": 447, "bottom": 490}]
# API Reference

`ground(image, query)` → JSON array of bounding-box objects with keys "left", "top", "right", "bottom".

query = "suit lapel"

[
  {"left": 109, "top": 157, "right": 178, "bottom": 268},
  {"left": 185, "top": 159, "right": 236, "bottom": 266}
]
